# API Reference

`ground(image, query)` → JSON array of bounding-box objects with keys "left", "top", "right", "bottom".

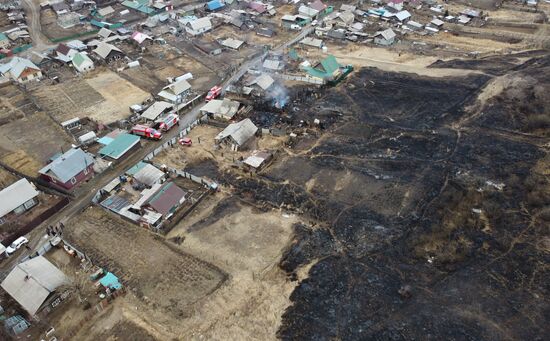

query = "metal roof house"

[
  {"left": 207, "top": 0, "right": 225, "bottom": 11},
  {"left": 99, "top": 133, "right": 141, "bottom": 160},
  {"left": 143, "top": 182, "right": 186, "bottom": 219},
  {"left": 0, "top": 57, "right": 42, "bottom": 83},
  {"left": 1, "top": 256, "right": 70, "bottom": 317},
  {"left": 200, "top": 98, "right": 240, "bottom": 120},
  {"left": 158, "top": 79, "right": 192, "bottom": 103},
  {"left": 39, "top": 148, "right": 95, "bottom": 191},
  {"left": 93, "top": 42, "right": 124, "bottom": 62},
  {"left": 374, "top": 28, "right": 396, "bottom": 45},
  {"left": 0, "top": 179, "right": 39, "bottom": 220},
  {"left": 71, "top": 52, "right": 94, "bottom": 73},
  {"left": 215, "top": 118, "right": 258, "bottom": 151},
  {"left": 141, "top": 101, "right": 173, "bottom": 121},
  {"left": 304, "top": 55, "right": 343, "bottom": 81},
  {"left": 184, "top": 17, "right": 212, "bottom": 36}
]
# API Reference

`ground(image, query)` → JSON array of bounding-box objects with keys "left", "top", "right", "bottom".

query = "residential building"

[
  {"left": 184, "top": 17, "right": 212, "bottom": 36},
  {"left": 1, "top": 256, "right": 70, "bottom": 317},
  {"left": 215, "top": 118, "right": 258, "bottom": 151},
  {"left": 248, "top": 2, "right": 267, "bottom": 14},
  {"left": 374, "top": 28, "right": 396, "bottom": 45},
  {"left": 141, "top": 101, "right": 173, "bottom": 121},
  {"left": 0, "top": 179, "right": 39, "bottom": 223},
  {"left": 0, "top": 57, "right": 42, "bottom": 83},
  {"left": 207, "top": 0, "right": 225, "bottom": 11},
  {"left": 299, "top": 5, "right": 320, "bottom": 19},
  {"left": 93, "top": 42, "right": 124, "bottom": 62},
  {"left": 143, "top": 182, "right": 186, "bottom": 219},
  {"left": 157, "top": 78, "right": 191, "bottom": 104},
  {"left": 54, "top": 43, "right": 77, "bottom": 63},
  {"left": 200, "top": 98, "right": 240, "bottom": 120},
  {"left": 98, "top": 133, "right": 141, "bottom": 160},
  {"left": 72, "top": 52, "right": 94, "bottom": 73},
  {"left": 39, "top": 148, "right": 95, "bottom": 190},
  {"left": 131, "top": 31, "right": 153, "bottom": 45}
]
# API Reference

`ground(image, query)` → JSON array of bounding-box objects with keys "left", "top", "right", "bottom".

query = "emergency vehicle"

[
  {"left": 131, "top": 125, "right": 162, "bottom": 140},
  {"left": 155, "top": 113, "right": 179, "bottom": 132},
  {"left": 206, "top": 85, "right": 222, "bottom": 101}
]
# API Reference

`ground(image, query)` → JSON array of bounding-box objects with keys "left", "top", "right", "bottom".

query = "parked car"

[
  {"left": 178, "top": 137, "right": 192, "bottom": 146},
  {"left": 6, "top": 236, "right": 29, "bottom": 255}
]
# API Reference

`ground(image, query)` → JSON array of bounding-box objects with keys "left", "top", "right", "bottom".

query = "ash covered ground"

[{"left": 226, "top": 52, "right": 550, "bottom": 340}]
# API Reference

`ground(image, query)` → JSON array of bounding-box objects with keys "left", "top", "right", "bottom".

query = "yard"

[
  {"left": 0, "top": 112, "right": 73, "bottom": 176},
  {"left": 163, "top": 193, "right": 300, "bottom": 340},
  {"left": 31, "top": 68, "right": 150, "bottom": 124},
  {"left": 64, "top": 207, "right": 226, "bottom": 328}
]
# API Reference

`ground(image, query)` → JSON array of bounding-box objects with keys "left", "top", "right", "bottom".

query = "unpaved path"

[{"left": 20, "top": 0, "right": 55, "bottom": 53}]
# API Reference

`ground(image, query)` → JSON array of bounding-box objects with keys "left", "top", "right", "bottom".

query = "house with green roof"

[
  {"left": 71, "top": 52, "right": 94, "bottom": 73},
  {"left": 99, "top": 133, "right": 141, "bottom": 160},
  {"left": 122, "top": 0, "right": 155, "bottom": 15},
  {"left": 304, "top": 55, "right": 352, "bottom": 85}
]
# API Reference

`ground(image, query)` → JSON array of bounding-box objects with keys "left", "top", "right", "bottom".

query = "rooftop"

[{"left": 99, "top": 133, "right": 140, "bottom": 160}]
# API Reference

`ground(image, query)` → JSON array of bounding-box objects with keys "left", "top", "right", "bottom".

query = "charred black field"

[{"left": 222, "top": 52, "right": 550, "bottom": 340}]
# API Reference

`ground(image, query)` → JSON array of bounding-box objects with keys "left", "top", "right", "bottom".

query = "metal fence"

[
  {"left": 1, "top": 197, "right": 70, "bottom": 246},
  {"left": 278, "top": 73, "right": 324, "bottom": 84}
]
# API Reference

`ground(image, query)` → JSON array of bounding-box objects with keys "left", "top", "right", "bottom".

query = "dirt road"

[{"left": 20, "top": 0, "right": 55, "bottom": 52}]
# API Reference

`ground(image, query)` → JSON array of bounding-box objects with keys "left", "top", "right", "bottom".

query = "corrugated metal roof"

[
  {"left": 254, "top": 73, "right": 274, "bottom": 90},
  {"left": 126, "top": 161, "right": 147, "bottom": 176},
  {"left": 93, "top": 42, "right": 122, "bottom": 59},
  {"left": 200, "top": 98, "right": 240, "bottom": 119},
  {"left": 147, "top": 182, "right": 186, "bottom": 216},
  {"left": 0, "top": 179, "right": 39, "bottom": 218},
  {"left": 99, "top": 133, "right": 140, "bottom": 159},
  {"left": 133, "top": 163, "right": 165, "bottom": 186},
  {"left": 189, "top": 17, "right": 212, "bottom": 30},
  {"left": 141, "top": 101, "right": 173, "bottom": 120},
  {"left": 221, "top": 38, "right": 244, "bottom": 49},
  {"left": 216, "top": 118, "right": 258, "bottom": 146},
  {"left": 1, "top": 256, "right": 69, "bottom": 316},
  {"left": 39, "top": 148, "right": 94, "bottom": 183},
  {"left": 101, "top": 195, "right": 130, "bottom": 212}
]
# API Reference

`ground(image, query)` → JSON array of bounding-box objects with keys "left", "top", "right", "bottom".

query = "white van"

[{"left": 6, "top": 237, "right": 29, "bottom": 255}]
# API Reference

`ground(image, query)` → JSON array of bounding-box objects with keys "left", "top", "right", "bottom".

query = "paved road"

[{"left": 0, "top": 25, "right": 313, "bottom": 272}]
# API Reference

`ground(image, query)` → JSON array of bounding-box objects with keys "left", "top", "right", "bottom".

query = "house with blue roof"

[
  {"left": 38, "top": 148, "right": 95, "bottom": 190},
  {"left": 207, "top": 0, "right": 225, "bottom": 11}
]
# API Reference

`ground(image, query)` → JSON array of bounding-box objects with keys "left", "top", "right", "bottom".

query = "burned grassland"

[{"left": 225, "top": 55, "right": 550, "bottom": 340}]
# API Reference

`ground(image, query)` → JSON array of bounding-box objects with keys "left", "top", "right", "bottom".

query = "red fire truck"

[
  {"left": 155, "top": 113, "right": 179, "bottom": 132},
  {"left": 131, "top": 125, "right": 162, "bottom": 140},
  {"left": 206, "top": 85, "right": 222, "bottom": 101}
]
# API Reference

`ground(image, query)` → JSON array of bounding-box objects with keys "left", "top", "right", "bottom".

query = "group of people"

[{"left": 46, "top": 222, "right": 65, "bottom": 237}]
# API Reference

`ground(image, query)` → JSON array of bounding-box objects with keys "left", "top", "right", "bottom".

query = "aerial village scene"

[{"left": 0, "top": 0, "right": 548, "bottom": 339}]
